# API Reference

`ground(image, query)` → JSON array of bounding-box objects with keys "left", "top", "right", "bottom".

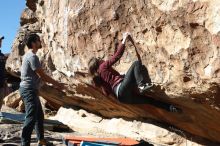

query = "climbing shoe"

[
  {"left": 138, "top": 83, "right": 154, "bottom": 94},
  {"left": 38, "top": 139, "right": 54, "bottom": 146},
  {"left": 169, "top": 105, "right": 182, "bottom": 113}
]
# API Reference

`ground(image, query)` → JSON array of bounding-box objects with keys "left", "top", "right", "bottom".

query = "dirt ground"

[
  {"left": 0, "top": 106, "right": 136, "bottom": 146},
  {"left": 0, "top": 105, "right": 69, "bottom": 146},
  {"left": 0, "top": 124, "right": 68, "bottom": 146}
]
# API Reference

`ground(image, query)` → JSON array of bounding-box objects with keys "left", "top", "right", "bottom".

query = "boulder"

[
  {"left": 5, "top": 0, "right": 220, "bottom": 143},
  {"left": 3, "top": 90, "right": 21, "bottom": 108}
]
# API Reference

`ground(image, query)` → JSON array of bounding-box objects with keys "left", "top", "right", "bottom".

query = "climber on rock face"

[
  {"left": 19, "top": 33, "right": 67, "bottom": 146},
  {"left": 88, "top": 32, "right": 182, "bottom": 113}
]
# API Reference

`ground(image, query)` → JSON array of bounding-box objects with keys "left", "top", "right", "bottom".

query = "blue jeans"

[{"left": 19, "top": 87, "right": 44, "bottom": 146}]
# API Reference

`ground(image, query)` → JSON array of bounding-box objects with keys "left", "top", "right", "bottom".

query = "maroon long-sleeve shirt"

[{"left": 97, "top": 43, "right": 125, "bottom": 96}]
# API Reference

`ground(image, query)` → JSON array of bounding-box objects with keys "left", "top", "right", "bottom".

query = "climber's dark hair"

[
  {"left": 88, "top": 57, "right": 100, "bottom": 76},
  {"left": 25, "top": 33, "right": 40, "bottom": 49},
  {"left": 88, "top": 57, "right": 102, "bottom": 87}
]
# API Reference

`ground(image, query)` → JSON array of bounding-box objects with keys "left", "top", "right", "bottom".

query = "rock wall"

[{"left": 6, "top": 0, "right": 220, "bottom": 143}]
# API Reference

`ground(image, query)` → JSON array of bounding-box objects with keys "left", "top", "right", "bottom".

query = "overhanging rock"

[{"left": 5, "top": 0, "right": 220, "bottom": 143}]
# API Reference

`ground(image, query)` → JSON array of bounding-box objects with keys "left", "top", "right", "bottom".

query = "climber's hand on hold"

[{"left": 122, "top": 32, "right": 131, "bottom": 44}]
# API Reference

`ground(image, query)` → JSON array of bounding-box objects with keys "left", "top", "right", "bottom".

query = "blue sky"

[{"left": 0, "top": 1, "right": 25, "bottom": 54}]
